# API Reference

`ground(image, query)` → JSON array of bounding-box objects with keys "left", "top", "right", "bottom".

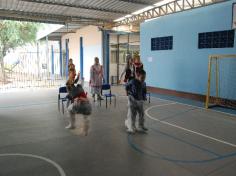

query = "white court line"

[
  {"left": 117, "top": 94, "right": 236, "bottom": 118},
  {"left": 145, "top": 103, "right": 236, "bottom": 148},
  {"left": 117, "top": 94, "right": 236, "bottom": 147},
  {"left": 0, "top": 153, "right": 66, "bottom": 176}
]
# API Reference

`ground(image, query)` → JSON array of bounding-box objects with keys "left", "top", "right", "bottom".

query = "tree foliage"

[
  {"left": 0, "top": 20, "right": 39, "bottom": 56},
  {"left": 0, "top": 20, "right": 40, "bottom": 81}
]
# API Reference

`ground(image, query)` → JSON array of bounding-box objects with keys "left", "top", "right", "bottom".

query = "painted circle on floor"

[
  {"left": 127, "top": 104, "right": 236, "bottom": 164},
  {"left": 128, "top": 134, "right": 236, "bottom": 164},
  {"left": 0, "top": 153, "right": 66, "bottom": 176}
]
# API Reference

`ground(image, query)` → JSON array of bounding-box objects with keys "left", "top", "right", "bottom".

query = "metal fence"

[{"left": 0, "top": 50, "right": 66, "bottom": 92}]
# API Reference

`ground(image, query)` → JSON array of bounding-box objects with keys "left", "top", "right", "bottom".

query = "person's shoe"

[
  {"left": 97, "top": 95, "right": 104, "bottom": 100},
  {"left": 65, "top": 123, "right": 76, "bottom": 129},
  {"left": 92, "top": 94, "right": 95, "bottom": 102},
  {"left": 137, "top": 126, "right": 148, "bottom": 132},
  {"left": 142, "top": 126, "right": 148, "bottom": 131},
  {"left": 82, "top": 119, "right": 90, "bottom": 136},
  {"left": 65, "top": 115, "right": 76, "bottom": 130},
  {"left": 132, "top": 126, "right": 137, "bottom": 132},
  {"left": 125, "top": 119, "right": 129, "bottom": 129},
  {"left": 127, "top": 128, "right": 135, "bottom": 134}
]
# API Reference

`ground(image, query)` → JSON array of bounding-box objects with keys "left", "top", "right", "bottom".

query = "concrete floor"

[{"left": 0, "top": 86, "right": 236, "bottom": 176}]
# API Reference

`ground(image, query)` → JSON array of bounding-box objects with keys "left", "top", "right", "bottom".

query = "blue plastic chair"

[
  {"left": 58, "top": 86, "right": 68, "bottom": 114},
  {"left": 100, "top": 84, "right": 116, "bottom": 108}
]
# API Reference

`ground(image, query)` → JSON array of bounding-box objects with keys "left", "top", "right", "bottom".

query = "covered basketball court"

[{"left": 0, "top": 87, "right": 235, "bottom": 176}]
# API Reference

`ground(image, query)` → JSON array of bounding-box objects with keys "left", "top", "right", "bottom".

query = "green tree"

[{"left": 0, "top": 20, "right": 39, "bottom": 82}]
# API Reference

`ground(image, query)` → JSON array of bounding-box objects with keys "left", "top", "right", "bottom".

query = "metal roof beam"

[
  {"left": 20, "top": 0, "right": 130, "bottom": 14},
  {"left": 115, "top": 0, "right": 154, "bottom": 5},
  {"left": 115, "top": 0, "right": 226, "bottom": 25}
]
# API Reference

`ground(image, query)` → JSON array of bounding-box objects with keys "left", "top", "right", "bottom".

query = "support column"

[
  {"left": 117, "top": 35, "right": 120, "bottom": 84},
  {"left": 128, "top": 33, "right": 130, "bottom": 54},
  {"left": 102, "top": 30, "right": 110, "bottom": 84},
  {"left": 46, "top": 36, "right": 49, "bottom": 76},
  {"left": 51, "top": 45, "right": 54, "bottom": 75},
  {"left": 37, "top": 42, "right": 40, "bottom": 77},
  {"left": 59, "top": 40, "right": 63, "bottom": 77},
  {"left": 65, "top": 39, "right": 69, "bottom": 79},
  {"left": 80, "top": 37, "right": 84, "bottom": 79}
]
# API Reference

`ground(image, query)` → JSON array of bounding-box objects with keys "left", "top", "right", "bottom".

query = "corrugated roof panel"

[
  {"left": 0, "top": 0, "right": 166, "bottom": 24},
  {"left": 13, "top": 1, "right": 66, "bottom": 15},
  {"left": 106, "top": 0, "right": 146, "bottom": 13},
  {"left": 62, "top": 7, "right": 122, "bottom": 20}
]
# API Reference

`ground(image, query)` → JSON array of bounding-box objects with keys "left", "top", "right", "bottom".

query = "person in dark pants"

[{"left": 125, "top": 69, "right": 148, "bottom": 133}]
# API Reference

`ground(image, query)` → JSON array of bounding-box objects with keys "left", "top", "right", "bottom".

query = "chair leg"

[
  {"left": 110, "top": 96, "right": 111, "bottom": 105},
  {"left": 62, "top": 101, "right": 64, "bottom": 114},
  {"left": 58, "top": 99, "right": 60, "bottom": 111},
  {"left": 100, "top": 99, "right": 101, "bottom": 107},
  {"left": 106, "top": 97, "right": 107, "bottom": 108},
  {"left": 149, "top": 93, "right": 150, "bottom": 103}
]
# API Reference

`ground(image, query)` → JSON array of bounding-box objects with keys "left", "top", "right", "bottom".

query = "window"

[
  {"left": 198, "top": 30, "right": 235, "bottom": 49},
  {"left": 151, "top": 36, "right": 173, "bottom": 51}
]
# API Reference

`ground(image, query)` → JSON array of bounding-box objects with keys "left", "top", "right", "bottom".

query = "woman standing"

[
  {"left": 90, "top": 57, "right": 104, "bottom": 100},
  {"left": 119, "top": 54, "right": 134, "bottom": 84}
]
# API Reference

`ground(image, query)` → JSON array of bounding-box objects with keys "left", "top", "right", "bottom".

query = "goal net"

[{"left": 205, "top": 54, "right": 236, "bottom": 109}]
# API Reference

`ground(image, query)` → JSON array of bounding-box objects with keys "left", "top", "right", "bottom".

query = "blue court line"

[
  {"left": 159, "top": 107, "right": 197, "bottom": 121},
  {"left": 127, "top": 134, "right": 236, "bottom": 164},
  {"left": 0, "top": 101, "right": 57, "bottom": 109},
  {"left": 150, "top": 127, "right": 220, "bottom": 157}
]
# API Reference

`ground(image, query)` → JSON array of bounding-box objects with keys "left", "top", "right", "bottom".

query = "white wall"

[{"left": 61, "top": 25, "right": 102, "bottom": 81}]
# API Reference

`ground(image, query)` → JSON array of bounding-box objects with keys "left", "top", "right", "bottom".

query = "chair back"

[
  {"left": 59, "top": 86, "right": 67, "bottom": 93},
  {"left": 101, "top": 84, "right": 111, "bottom": 95},
  {"left": 102, "top": 84, "right": 111, "bottom": 90}
]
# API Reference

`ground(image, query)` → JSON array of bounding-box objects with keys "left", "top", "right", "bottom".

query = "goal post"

[{"left": 205, "top": 54, "right": 236, "bottom": 109}]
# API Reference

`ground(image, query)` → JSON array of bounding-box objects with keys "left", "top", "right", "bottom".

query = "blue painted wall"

[{"left": 141, "top": 0, "right": 236, "bottom": 98}]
